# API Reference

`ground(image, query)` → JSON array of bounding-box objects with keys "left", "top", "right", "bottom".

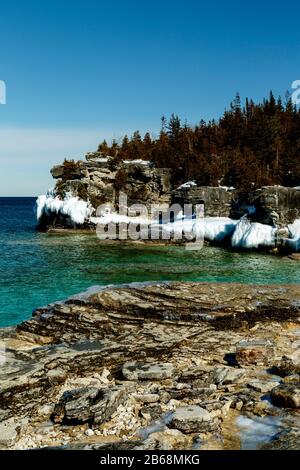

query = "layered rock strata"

[{"left": 0, "top": 282, "right": 300, "bottom": 450}]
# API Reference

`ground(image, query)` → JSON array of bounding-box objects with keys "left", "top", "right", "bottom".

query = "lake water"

[{"left": 0, "top": 197, "right": 299, "bottom": 326}]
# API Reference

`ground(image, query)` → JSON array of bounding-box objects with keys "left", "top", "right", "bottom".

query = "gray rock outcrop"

[{"left": 0, "top": 281, "right": 300, "bottom": 450}]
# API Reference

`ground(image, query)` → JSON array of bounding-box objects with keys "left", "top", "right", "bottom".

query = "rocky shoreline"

[
  {"left": 0, "top": 281, "right": 300, "bottom": 450},
  {"left": 35, "top": 154, "right": 300, "bottom": 253}
]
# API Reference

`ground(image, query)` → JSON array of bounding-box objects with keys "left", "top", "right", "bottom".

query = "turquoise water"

[{"left": 0, "top": 197, "right": 299, "bottom": 327}]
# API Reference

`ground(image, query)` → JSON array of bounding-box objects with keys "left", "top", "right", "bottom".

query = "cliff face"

[
  {"left": 40, "top": 151, "right": 300, "bottom": 230},
  {"left": 248, "top": 186, "right": 300, "bottom": 227},
  {"left": 35, "top": 151, "right": 300, "bottom": 252},
  {"left": 172, "top": 185, "right": 300, "bottom": 227},
  {"left": 172, "top": 186, "right": 236, "bottom": 218},
  {"left": 44, "top": 154, "right": 172, "bottom": 228}
]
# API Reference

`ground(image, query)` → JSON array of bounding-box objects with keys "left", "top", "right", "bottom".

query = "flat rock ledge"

[{"left": 0, "top": 281, "right": 300, "bottom": 450}]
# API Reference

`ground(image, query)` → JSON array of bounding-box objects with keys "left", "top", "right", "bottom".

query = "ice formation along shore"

[
  {"left": 36, "top": 190, "right": 300, "bottom": 251},
  {"left": 36, "top": 189, "right": 93, "bottom": 226}
]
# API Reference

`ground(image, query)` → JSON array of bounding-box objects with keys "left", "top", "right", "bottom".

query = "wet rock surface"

[{"left": 0, "top": 281, "right": 300, "bottom": 450}]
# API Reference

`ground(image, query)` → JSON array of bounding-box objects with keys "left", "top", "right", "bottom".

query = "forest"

[{"left": 97, "top": 92, "right": 300, "bottom": 192}]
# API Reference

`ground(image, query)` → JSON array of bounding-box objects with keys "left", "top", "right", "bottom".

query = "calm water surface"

[{"left": 0, "top": 197, "right": 299, "bottom": 326}]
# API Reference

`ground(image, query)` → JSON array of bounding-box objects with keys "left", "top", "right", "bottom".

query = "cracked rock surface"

[{"left": 0, "top": 281, "right": 299, "bottom": 450}]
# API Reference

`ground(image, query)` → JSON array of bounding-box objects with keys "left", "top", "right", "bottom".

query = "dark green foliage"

[
  {"left": 114, "top": 168, "right": 128, "bottom": 191},
  {"left": 76, "top": 182, "right": 88, "bottom": 201},
  {"left": 88, "top": 193, "right": 108, "bottom": 209},
  {"left": 61, "top": 159, "right": 82, "bottom": 182},
  {"left": 55, "top": 160, "right": 84, "bottom": 199},
  {"left": 129, "top": 185, "right": 148, "bottom": 201},
  {"left": 55, "top": 179, "right": 65, "bottom": 199},
  {"left": 97, "top": 139, "right": 109, "bottom": 156},
  {"left": 98, "top": 93, "right": 300, "bottom": 191}
]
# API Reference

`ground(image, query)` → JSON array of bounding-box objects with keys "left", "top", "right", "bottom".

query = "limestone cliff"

[
  {"left": 37, "top": 151, "right": 300, "bottom": 231},
  {"left": 35, "top": 150, "right": 300, "bottom": 252},
  {"left": 50, "top": 154, "right": 172, "bottom": 219}
]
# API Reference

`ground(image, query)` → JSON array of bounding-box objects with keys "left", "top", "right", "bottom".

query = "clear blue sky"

[{"left": 1, "top": 0, "right": 300, "bottom": 195}]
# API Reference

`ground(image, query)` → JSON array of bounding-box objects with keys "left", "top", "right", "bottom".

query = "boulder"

[
  {"left": 52, "top": 386, "right": 100, "bottom": 423},
  {"left": 122, "top": 361, "right": 175, "bottom": 381},
  {"left": 172, "top": 186, "right": 235, "bottom": 218},
  {"left": 270, "top": 382, "right": 300, "bottom": 409},
  {"left": 236, "top": 339, "right": 274, "bottom": 366},
  {"left": 0, "top": 418, "right": 18, "bottom": 447},
  {"left": 138, "top": 429, "right": 191, "bottom": 450},
  {"left": 247, "top": 379, "right": 277, "bottom": 394},
  {"left": 133, "top": 393, "right": 160, "bottom": 404},
  {"left": 211, "top": 366, "right": 245, "bottom": 386},
  {"left": 52, "top": 384, "right": 131, "bottom": 424},
  {"left": 93, "top": 385, "right": 133, "bottom": 425},
  {"left": 248, "top": 186, "right": 300, "bottom": 227},
  {"left": 170, "top": 405, "right": 215, "bottom": 433},
  {"left": 275, "top": 353, "right": 300, "bottom": 377}
]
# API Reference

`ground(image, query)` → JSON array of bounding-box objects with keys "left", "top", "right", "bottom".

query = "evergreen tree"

[{"left": 98, "top": 92, "right": 300, "bottom": 190}]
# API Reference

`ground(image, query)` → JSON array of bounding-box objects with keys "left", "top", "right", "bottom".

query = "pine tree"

[{"left": 96, "top": 92, "right": 300, "bottom": 190}]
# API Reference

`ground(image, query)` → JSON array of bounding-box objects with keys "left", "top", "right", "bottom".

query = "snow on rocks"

[
  {"left": 35, "top": 188, "right": 299, "bottom": 251},
  {"left": 36, "top": 189, "right": 93, "bottom": 226},
  {"left": 159, "top": 217, "right": 237, "bottom": 243},
  {"left": 288, "top": 219, "right": 300, "bottom": 239},
  {"left": 286, "top": 219, "right": 300, "bottom": 252},
  {"left": 202, "top": 217, "right": 238, "bottom": 242},
  {"left": 123, "top": 159, "right": 151, "bottom": 166},
  {"left": 177, "top": 181, "right": 197, "bottom": 190},
  {"left": 231, "top": 217, "right": 276, "bottom": 249},
  {"left": 218, "top": 186, "right": 235, "bottom": 191},
  {"left": 90, "top": 212, "right": 152, "bottom": 226}
]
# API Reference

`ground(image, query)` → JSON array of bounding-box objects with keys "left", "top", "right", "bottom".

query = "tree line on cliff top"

[{"left": 97, "top": 92, "right": 300, "bottom": 191}]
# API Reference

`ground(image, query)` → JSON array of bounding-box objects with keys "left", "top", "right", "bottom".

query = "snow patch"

[
  {"left": 154, "top": 217, "right": 237, "bottom": 242},
  {"left": 177, "top": 181, "right": 197, "bottom": 190},
  {"left": 231, "top": 217, "right": 276, "bottom": 249},
  {"left": 288, "top": 219, "right": 300, "bottom": 239},
  {"left": 218, "top": 186, "right": 235, "bottom": 191},
  {"left": 123, "top": 159, "right": 151, "bottom": 166},
  {"left": 36, "top": 189, "right": 93, "bottom": 225},
  {"left": 286, "top": 219, "right": 300, "bottom": 252},
  {"left": 203, "top": 217, "right": 238, "bottom": 241}
]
